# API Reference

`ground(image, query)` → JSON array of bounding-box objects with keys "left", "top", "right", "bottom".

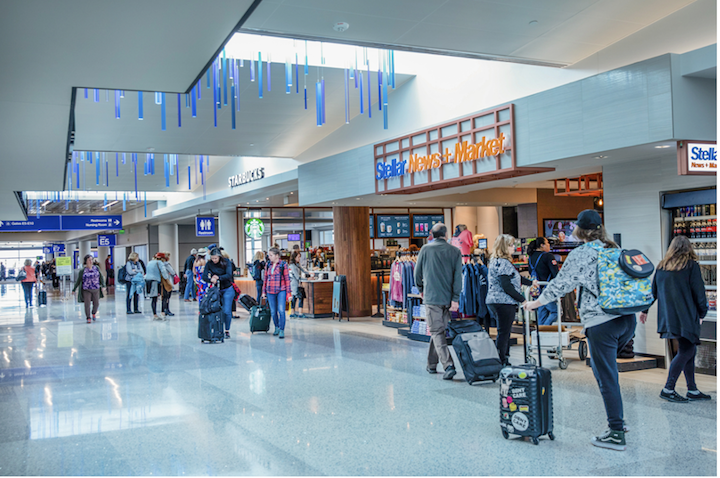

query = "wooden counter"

[
  {"left": 234, "top": 278, "right": 258, "bottom": 297},
  {"left": 300, "top": 280, "right": 333, "bottom": 318}
]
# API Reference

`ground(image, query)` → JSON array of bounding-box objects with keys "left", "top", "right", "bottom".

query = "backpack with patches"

[{"left": 586, "top": 242, "right": 654, "bottom": 315}]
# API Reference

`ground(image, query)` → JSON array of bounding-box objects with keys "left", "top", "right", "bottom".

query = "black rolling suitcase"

[
  {"left": 499, "top": 307, "right": 554, "bottom": 445},
  {"left": 249, "top": 304, "right": 271, "bottom": 333},
  {"left": 238, "top": 294, "right": 259, "bottom": 311},
  {"left": 447, "top": 320, "right": 503, "bottom": 384},
  {"left": 37, "top": 287, "right": 47, "bottom": 307},
  {"left": 198, "top": 311, "right": 224, "bottom": 343}
]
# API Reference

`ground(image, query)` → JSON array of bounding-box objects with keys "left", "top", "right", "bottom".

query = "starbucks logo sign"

[{"left": 245, "top": 219, "right": 265, "bottom": 240}]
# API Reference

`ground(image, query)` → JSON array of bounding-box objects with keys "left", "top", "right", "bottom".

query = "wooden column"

[{"left": 333, "top": 207, "right": 372, "bottom": 317}]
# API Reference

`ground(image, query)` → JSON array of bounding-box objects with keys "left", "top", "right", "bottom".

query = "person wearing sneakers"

[
  {"left": 262, "top": 247, "right": 290, "bottom": 338},
  {"left": 414, "top": 223, "right": 463, "bottom": 381},
  {"left": 203, "top": 248, "right": 235, "bottom": 340},
  {"left": 72, "top": 254, "right": 106, "bottom": 323},
  {"left": 639, "top": 235, "right": 710, "bottom": 403},
  {"left": 524, "top": 209, "right": 635, "bottom": 451},
  {"left": 146, "top": 252, "right": 172, "bottom": 321}
]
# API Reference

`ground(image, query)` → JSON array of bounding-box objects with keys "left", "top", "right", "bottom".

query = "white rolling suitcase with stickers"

[{"left": 499, "top": 306, "right": 554, "bottom": 445}]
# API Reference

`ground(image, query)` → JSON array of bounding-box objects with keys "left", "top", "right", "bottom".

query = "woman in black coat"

[{"left": 640, "top": 235, "right": 709, "bottom": 403}]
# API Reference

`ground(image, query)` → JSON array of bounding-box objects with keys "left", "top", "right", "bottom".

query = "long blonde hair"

[
  {"left": 491, "top": 234, "right": 515, "bottom": 261},
  {"left": 658, "top": 235, "right": 697, "bottom": 271}
]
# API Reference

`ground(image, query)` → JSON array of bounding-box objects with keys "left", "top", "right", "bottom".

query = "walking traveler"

[
  {"left": 124, "top": 252, "right": 143, "bottom": 314},
  {"left": 203, "top": 248, "right": 235, "bottom": 339},
  {"left": 262, "top": 247, "right": 290, "bottom": 338},
  {"left": 527, "top": 237, "right": 560, "bottom": 325},
  {"left": 524, "top": 209, "right": 635, "bottom": 451},
  {"left": 183, "top": 248, "right": 197, "bottom": 302},
  {"left": 414, "top": 223, "right": 463, "bottom": 380},
  {"left": 19, "top": 259, "right": 37, "bottom": 308},
  {"left": 486, "top": 234, "right": 537, "bottom": 366},
  {"left": 249, "top": 251, "right": 266, "bottom": 302},
  {"left": 194, "top": 248, "right": 208, "bottom": 302},
  {"left": 639, "top": 235, "right": 711, "bottom": 403},
  {"left": 289, "top": 251, "right": 309, "bottom": 318},
  {"left": 72, "top": 254, "right": 106, "bottom": 323},
  {"left": 146, "top": 253, "right": 172, "bottom": 320}
]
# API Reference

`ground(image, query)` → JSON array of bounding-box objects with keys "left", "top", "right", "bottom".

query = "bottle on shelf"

[{"left": 710, "top": 204, "right": 716, "bottom": 216}]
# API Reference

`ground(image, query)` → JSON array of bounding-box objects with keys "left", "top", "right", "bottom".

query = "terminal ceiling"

[{"left": 0, "top": 0, "right": 711, "bottom": 220}]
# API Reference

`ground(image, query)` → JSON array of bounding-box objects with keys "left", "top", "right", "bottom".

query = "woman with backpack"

[
  {"left": 524, "top": 209, "right": 635, "bottom": 451},
  {"left": 262, "top": 247, "right": 290, "bottom": 338},
  {"left": 639, "top": 235, "right": 710, "bottom": 403},
  {"left": 249, "top": 251, "right": 265, "bottom": 302},
  {"left": 527, "top": 237, "right": 559, "bottom": 325},
  {"left": 72, "top": 254, "right": 106, "bottom": 323},
  {"left": 203, "top": 248, "right": 235, "bottom": 339}
]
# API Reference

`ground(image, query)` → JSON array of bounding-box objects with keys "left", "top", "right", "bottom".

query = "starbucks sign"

[{"left": 245, "top": 219, "right": 265, "bottom": 240}]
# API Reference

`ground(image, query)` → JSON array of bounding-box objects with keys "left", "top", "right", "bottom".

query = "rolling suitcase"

[
  {"left": 198, "top": 311, "right": 224, "bottom": 343},
  {"left": 238, "top": 294, "right": 259, "bottom": 312},
  {"left": 37, "top": 288, "right": 47, "bottom": 307},
  {"left": 249, "top": 304, "right": 271, "bottom": 333},
  {"left": 452, "top": 330, "right": 503, "bottom": 384},
  {"left": 499, "top": 307, "right": 554, "bottom": 445}
]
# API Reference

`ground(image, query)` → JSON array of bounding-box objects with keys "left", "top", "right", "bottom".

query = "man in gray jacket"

[{"left": 414, "top": 223, "right": 463, "bottom": 380}]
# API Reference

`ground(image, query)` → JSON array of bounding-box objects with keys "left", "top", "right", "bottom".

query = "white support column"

[
  {"left": 78, "top": 241, "right": 91, "bottom": 266},
  {"left": 158, "top": 224, "right": 179, "bottom": 273},
  {"left": 97, "top": 247, "right": 109, "bottom": 277},
  {"left": 218, "top": 209, "right": 239, "bottom": 263}
]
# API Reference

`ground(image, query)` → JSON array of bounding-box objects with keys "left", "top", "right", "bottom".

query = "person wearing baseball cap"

[{"left": 524, "top": 209, "right": 635, "bottom": 451}]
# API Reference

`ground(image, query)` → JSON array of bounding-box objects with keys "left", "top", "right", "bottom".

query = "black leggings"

[
  {"left": 666, "top": 337, "right": 697, "bottom": 391},
  {"left": 488, "top": 303, "right": 517, "bottom": 365},
  {"left": 150, "top": 282, "right": 170, "bottom": 315}
]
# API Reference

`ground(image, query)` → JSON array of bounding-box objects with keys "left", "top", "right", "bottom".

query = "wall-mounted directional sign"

[{"left": 196, "top": 217, "right": 216, "bottom": 237}]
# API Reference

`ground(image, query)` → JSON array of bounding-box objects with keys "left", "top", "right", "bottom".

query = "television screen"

[
  {"left": 544, "top": 219, "right": 578, "bottom": 242},
  {"left": 287, "top": 233, "right": 301, "bottom": 241},
  {"left": 477, "top": 238, "right": 487, "bottom": 249}
]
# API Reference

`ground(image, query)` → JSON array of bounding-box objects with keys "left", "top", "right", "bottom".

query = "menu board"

[
  {"left": 370, "top": 215, "right": 374, "bottom": 238},
  {"left": 376, "top": 215, "right": 410, "bottom": 238},
  {"left": 412, "top": 214, "right": 445, "bottom": 237}
]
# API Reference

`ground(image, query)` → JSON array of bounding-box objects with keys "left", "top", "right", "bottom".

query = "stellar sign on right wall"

[{"left": 677, "top": 141, "right": 717, "bottom": 176}]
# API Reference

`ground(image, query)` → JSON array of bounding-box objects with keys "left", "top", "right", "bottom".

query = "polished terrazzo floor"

[{"left": 0, "top": 282, "right": 716, "bottom": 476}]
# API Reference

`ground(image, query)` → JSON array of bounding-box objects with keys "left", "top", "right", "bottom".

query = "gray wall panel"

[{"left": 298, "top": 144, "right": 375, "bottom": 205}]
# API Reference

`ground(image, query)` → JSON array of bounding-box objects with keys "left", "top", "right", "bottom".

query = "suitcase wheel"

[
  {"left": 559, "top": 358, "right": 568, "bottom": 370},
  {"left": 578, "top": 340, "right": 588, "bottom": 361},
  {"left": 502, "top": 429, "right": 509, "bottom": 439},
  {"left": 548, "top": 432, "right": 555, "bottom": 441},
  {"left": 532, "top": 437, "right": 539, "bottom": 445}
]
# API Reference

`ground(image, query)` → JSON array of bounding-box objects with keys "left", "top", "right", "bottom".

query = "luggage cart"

[{"left": 523, "top": 282, "right": 588, "bottom": 369}]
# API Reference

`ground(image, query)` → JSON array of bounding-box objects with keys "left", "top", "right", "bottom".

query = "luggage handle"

[{"left": 524, "top": 284, "right": 547, "bottom": 368}]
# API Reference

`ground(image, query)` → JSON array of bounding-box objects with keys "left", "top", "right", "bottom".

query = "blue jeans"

[
  {"left": 537, "top": 300, "right": 558, "bottom": 325},
  {"left": 220, "top": 286, "right": 235, "bottom": 331},
  {"left": 267, "top": 291, "right": 287, "bottom": 331},
  {"left": 585, "top": 314, "right": 636, "bottom": 431},
  {"left": 255, "top": 280, "right": 263, "bottom": 302},
  {"left": 183, "top": 270, "right": 196, "bottom": 300}
]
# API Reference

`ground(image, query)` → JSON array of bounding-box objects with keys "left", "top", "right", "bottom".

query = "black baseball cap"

[{"left": 576, "top": 209, "right": 603, "bottom": 230}]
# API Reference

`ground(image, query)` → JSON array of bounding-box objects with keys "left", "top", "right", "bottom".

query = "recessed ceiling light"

[
  {"left": 529, "top": 20, "right": 538, "bottom": 25},
  {"left": 333, "top": 22, "right": 349, "bottom": 32},
  {"left": 593, "top": 155, "right": 607, "bottom": 160},
  {"left": 249, "top": 144, "right": 254, "bottom": 146},
  {"left": 266, "top": 198, "right": 269, "bottom": 200},
  {"left": 655, "top": 145, "right": 671, "bottom": 149}
]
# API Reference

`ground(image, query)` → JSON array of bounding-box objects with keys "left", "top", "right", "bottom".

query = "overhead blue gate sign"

[
  {"left": 97, "top": 234, "right": 117, "bottom": 247},
  {"left": 0, "top": 215, "right": 121, "bottom": 232},
  {"left": 196, "top": 217, "right": 216, "bottom": 237}
]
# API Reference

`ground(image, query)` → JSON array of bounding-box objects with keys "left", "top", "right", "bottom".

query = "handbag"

[
  {"left": 16, "top": 269, "right": 27, "bottom": 281},
  {"left": 298, "top": 286, "right": 306, "bottom": 300},
  {"left": 156, "top": 262, "right": 172, "bottom": 292},
  {"left": 173, "top": 274, "right": 180, "bottom": 285}
]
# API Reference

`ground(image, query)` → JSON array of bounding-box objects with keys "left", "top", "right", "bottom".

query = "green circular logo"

[{"left": 245, "top": 219, "right": 265, "bottom": 240}]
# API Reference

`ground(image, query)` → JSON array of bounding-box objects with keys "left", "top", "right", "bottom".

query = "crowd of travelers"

[{"left": 416, "top": 209, "right": 711, "bottom": 452}]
